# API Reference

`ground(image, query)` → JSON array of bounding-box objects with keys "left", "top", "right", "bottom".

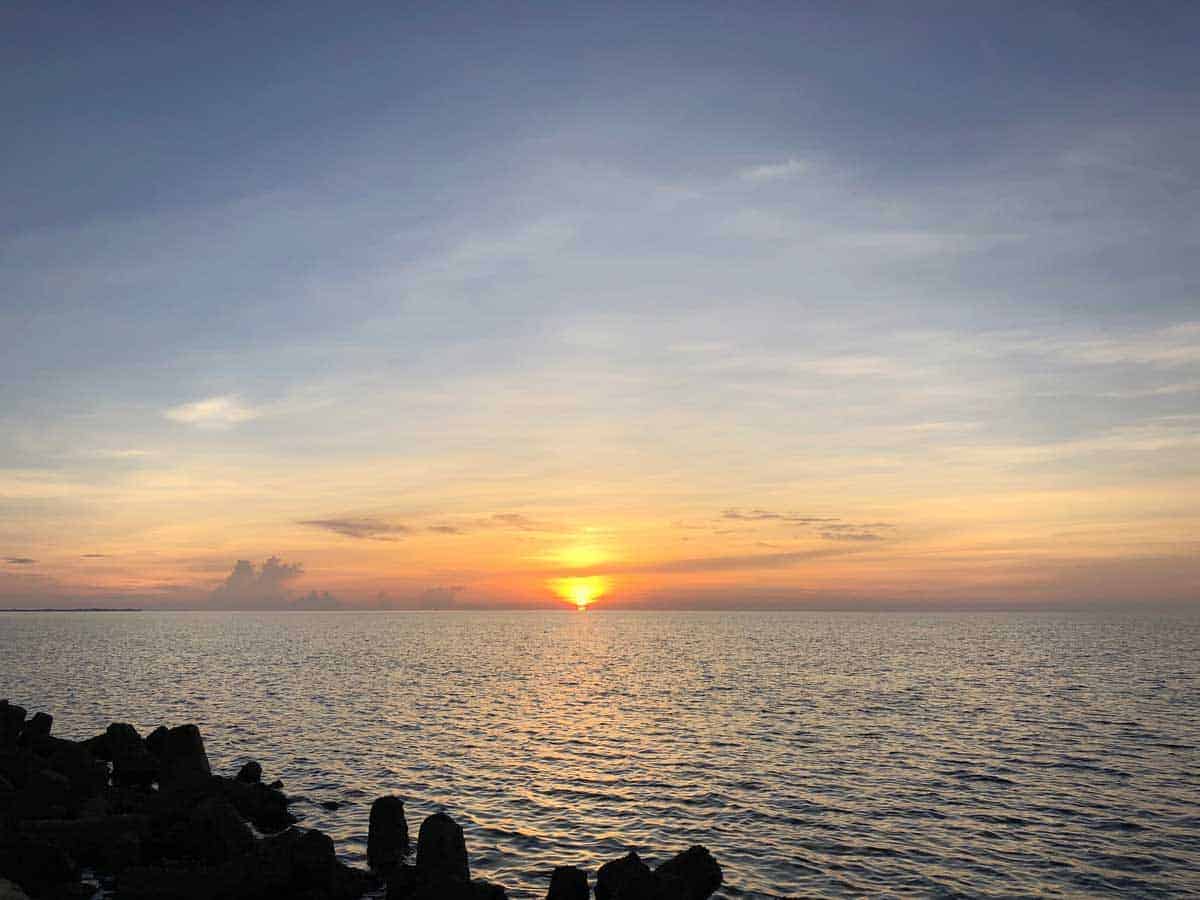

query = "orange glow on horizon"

[{"left": 549, "top": 575, "right": 611, "bottom": 609}]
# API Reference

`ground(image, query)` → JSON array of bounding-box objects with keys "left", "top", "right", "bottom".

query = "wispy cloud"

[
  {"left": 87, "top": 448, "right": 155, "bottom": 459},
  {"left": 299, "top": 517, "right": 411, "bottom": 541},
  {"left": 722, "top": 508, "right": 838, "bottom": 524},
  {"left": 4, "top": 557, "right": 36, "bottom": 565},
  {"left": 165, "top": 395, "right": 259, "bottom": 428},
  {"left": 721, "top": 509, "right": 895, "bottom": 542},
  {"left": 487, "top": 512, "right": 560, "bottom": 532},
  {"left": 738, "top": 158, "right": 808, "bottom": 182},
  {"left": 621, "top": 546, "right": 851, "bottom": 574}
]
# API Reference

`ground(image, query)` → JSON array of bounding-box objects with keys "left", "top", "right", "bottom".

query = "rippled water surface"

[{"left": 2, "top": 611, "right": 1199, "bottom": 897}]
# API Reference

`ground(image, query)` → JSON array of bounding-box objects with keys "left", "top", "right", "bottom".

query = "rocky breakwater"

[{"left": 0, "top": 702, "right": 723, "bottom": 900}]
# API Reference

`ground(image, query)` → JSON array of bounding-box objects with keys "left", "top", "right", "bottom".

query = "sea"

[{"left": 2, "top": 610, "right": 1198, "bottom": 897}]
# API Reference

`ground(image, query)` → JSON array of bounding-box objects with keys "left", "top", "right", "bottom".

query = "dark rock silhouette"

[
  {"left": 416, "top": 811, "right": 470, "bottom": 883},
  {"left": 236, "top": 760, "right": 263, "bottom": 783},
  {"left": 656, "top": 846, "right": 722, "bottom": 899},
  {"left": 0, "top": 835, "right": 78, "bottom": 897},
  {"left": 547, "top": 864, "right": 589, "bottom": 899},
  {"left": 368, "top": 795, "right": 409, "bottom": 872},
  {"left": 159, "top": 724, "right": 211, "bottom": 785},
  {"left": 118, "top": 827, "right": 372, "bottom": 900},
  {"left": 106, "top": 723, "right": 158, "bottom": 787},
  {"left": 593, "top": 847, "right": 723, "bottom": 900},
  {"left": 0, "top": 701, "right": 26, "bottom": 747},
  {"left": 17, "top": 713, "right": 52, "bottom": 746},
  {"left": 143, "top": 725, "right": 169, "bottom": 760},
  {"left": 387, "top": 812, "right": 507, "bottom": 900},
  {"left": 595, "top": 851, "right": 659, "bottom": 900}
]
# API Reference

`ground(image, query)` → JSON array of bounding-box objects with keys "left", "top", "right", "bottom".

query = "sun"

[{"left": 549, "top": 575, "right": 610, "bottom": 610}]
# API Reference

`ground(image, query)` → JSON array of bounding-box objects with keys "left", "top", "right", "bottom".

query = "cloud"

[
  {"left": 722, "top": 508, "right": 838, "bottom": 524},
  {"left": 290, "top": 590, "right": 342, "bottom": 610},
  {"left": 209, "top": 556, "right": 305, "bottom": 608},
  {"left": 738, "top": 158, "right": 808, "bottom": 182},
  {"left": 84, "top": 448, "right": 155, "bottom": 460},
  {"left": 487, "top": 513, "right": 559, "bottom": 532},
  {"left": 817, "top": 522, "right": 895, "bottom": 541},
  {"left": 165, "top": 395, "right": 259, "bottom": 428},
  {"left": 720, "top": 509, "right": 895, "bottom": 541},
  {"left": 428, "top": 513, "right": 562, "bottom": 535},
  {"left": 627, "top": 547, "right": 851, "bottom": 574},
  {"left": 299, "top": 517, "right": 411, "bottom": 541},
  {"left": 719, "top": 509, "right": 896, "bottom": 542},
  {"left": 81, "top": 553, "right": 109, "bottom": 558},
  {"left": 414, "top": 585, "right": 465, "bottom": 609},
  {"left": 4, "top": 557, "right": 36, "bottom": 565},
  {"left": 818, "top": 530, "right": 885, "bottom": 542}
]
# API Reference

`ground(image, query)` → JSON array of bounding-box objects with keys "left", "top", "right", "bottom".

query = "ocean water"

[{"left": 2, "top": 610, "right": 1198, "bottom": 898}]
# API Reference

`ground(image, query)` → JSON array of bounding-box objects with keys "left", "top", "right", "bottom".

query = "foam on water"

[{"left": 2, "top": 610, "right": 1198, "bottom": 897}]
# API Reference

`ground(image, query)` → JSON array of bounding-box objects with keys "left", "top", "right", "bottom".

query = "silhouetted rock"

[
  {"left": 595, "top": 851, "right": 659, "bottom": 900},
  {"left": 268, "top": 778, "right": 284, "bottom": 790},
  {"left": 79, "top": 731, "right": 112, "bottom": 761},
  {"left": 385, "top": 863, "right": 419, "bottom": 899},
  {"left": 144, "top": 725, "right": 169, "bottom": 759},
  {"left": 0, "top": 876, "right": 31, "bottom": 900},
  {"left": 235, "top": 759, "right": 262, "bottom": 783},
  {"left": 0, "top": 835, "right": 79, "bottom": 897},
  {"left": 17, "top": 712, "right": 52, "bottom": 745},
  {"left": 17, "top": 814, "right": 149, "bottom": 874},
  {"left": 221, "top": 776, "right": 296, "bottom": 832},
  {"left": 655, "top": 846, "right": 722, "bottom": 900},
  {"left": 8, "top": 768, "right": 72, "bottom": 820},
  {"left": 388, "top": 869, "right": 508, "bottom": 900},
  {"left": 368, "top": 795, "right": 409, "bottom": 873},
  {"left": 159, "top": 724, "right": 211, "bottom": 785},
  {"left": 181, "top": 796, "right": 255, "bottom": 863},
  {"left": 416, "top": 811, "right": 470, "bottom": 884},
  {"left": 37, "top": 736, "right": 109, "bottom": 803},
  {"left": 0, "top": 748, "right": 34, "bottom": 791},
  {"left": 547, "top": 865, "right": 589, "bottom": 900},
  {"left": 0, "top": 702, "right": 25, "bottom": 748},
  {"left": 107, "top": 723, "right": 158, "bottom": 787}
]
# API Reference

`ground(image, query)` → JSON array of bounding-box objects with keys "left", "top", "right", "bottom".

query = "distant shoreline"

[{"left": 0, "top": 607, "right": 142, "bottom": 612}]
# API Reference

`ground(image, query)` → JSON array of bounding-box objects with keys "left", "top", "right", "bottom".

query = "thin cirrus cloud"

[
  {"left": 4, "top": 557, "right": 36, "bottom": 565},
  {"left": 721, "top": 508, "right": 839, "bottom": 524},
  {"left": 165, "top": 395, "right": 259, "bottom": 428},
  {"left": 721, "top": 509, "right": 895, "bottom": 542},
  {"left": 738, "top": 158, "right": 808, "bottom": 182},
  {"left": 298, "top": 518, "right": 411, "bottom": 541},
  {"left": 300, "top": 512, "right": 561, "bottom": 540}
]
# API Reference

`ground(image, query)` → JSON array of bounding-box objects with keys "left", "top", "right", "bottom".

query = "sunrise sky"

[{"left": 2, "top": 3, "right": 1198, "bottom": 609}]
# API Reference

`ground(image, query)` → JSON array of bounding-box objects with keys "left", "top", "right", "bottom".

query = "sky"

[{"left": 2, "top": 2, "right": 1198, "bottom": 610}]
